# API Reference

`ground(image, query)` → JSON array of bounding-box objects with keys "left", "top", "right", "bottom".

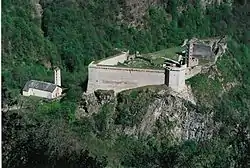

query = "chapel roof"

[{"left": 23, "top": 80, "right": 57, "bottom": 93}]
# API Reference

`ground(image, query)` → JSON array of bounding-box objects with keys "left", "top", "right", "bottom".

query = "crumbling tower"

[{"left": 187, "top": 39, "right": 199, "bottom": 67}]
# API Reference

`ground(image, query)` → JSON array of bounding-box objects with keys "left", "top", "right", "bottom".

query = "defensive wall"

[
  {"left": 86, "top": 50, "right": 202, "bottom": 94},
  {"left": 87, "top": 63, "right": 165, "bottom": 94},
  {"left": 87, "top": 51, "right": 168, "bottom": 94},
  {"left": 95, "top": 51, "right": 129, "bottom": 65},
  {"left": 86, "top": 38, "right": 226, "bottom": 94},
  {"left": 185, "top": 66, "right": 202, "bottom": 79}
]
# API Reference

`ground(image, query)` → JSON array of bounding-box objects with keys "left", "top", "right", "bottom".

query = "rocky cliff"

[
  {"left": 119, "top": 0, "right": 232, "bottom": 27},
  {"left": 78, "top": 86, "right": 219, "bottom": 143}
]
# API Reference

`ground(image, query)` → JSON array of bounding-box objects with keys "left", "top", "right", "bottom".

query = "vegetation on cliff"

[{"left": 2, "top": 0, "right": 250, "bottom": 167}]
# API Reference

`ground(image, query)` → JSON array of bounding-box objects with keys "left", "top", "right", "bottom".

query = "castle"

[{"left": 86, "top": 37, "right": 227, "bottom": 94}]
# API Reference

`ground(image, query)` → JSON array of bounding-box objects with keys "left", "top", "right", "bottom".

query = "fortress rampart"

[
  {"left": 87, "top": 51, "right": 170, "bottom": 94},
  {"left": 86, "top": 36, "right": 226, "bottom": 94},
  {"left": 185, "top": 66, "right": 202, "bottom": 79},
  {"left": 95, "top": 51, "right": 129, "bottom": 65},
  {"left": 87, "top": 63, "right": 165, "bottom": 94},
  {"left": 86, "top": 49, "right": 203, "bottom": 94}
]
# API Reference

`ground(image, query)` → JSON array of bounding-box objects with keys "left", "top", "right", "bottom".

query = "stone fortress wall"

[
  {"left": 87, "top": 64, "right": 165, "bottom": 94},
  {"left": 185, "top": 66, "right": 202, "bottom": 79},
  {"left": 87, "top": 51, "right": 202, "bottom": 94},
  {"left": 86, "top": 37, "right": 227, "bottom": 94},
  {"left": 96, "top": 51, "right": 129, "bottom": 65},
  {"left": 87, "top": 51, "right": 166, "bottom": 94}
]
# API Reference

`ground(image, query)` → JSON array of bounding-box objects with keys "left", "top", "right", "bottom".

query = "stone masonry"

[
  {"left": 86, "top": 37, "right": 227, "bottom": 94},
  {"left": 87, "top": 51, "right": 186, "bottom": 94}
]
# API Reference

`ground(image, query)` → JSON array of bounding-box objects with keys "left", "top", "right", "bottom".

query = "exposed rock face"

[
  {"left": 119, "top": 0, "right": 160, "bottom": 27},
  {"left": 152, "top": 95, "right": 216, "bottom": 140},
  {"left": 31, "top": 0, "right": 43, "bottom": 20},
  {"left": 119, "top": 0, "right": 232, "bottom": 27},
  {"left": 200, "top": 0, "right": 232, "bottom": 7},
  {"left": 122, "top": 89, "right": 218, "bottom": 142},
  {"left": 78, "top": 87, "right": 219, "bottom": 143},
  {"left": 77, "top": 90, "right": 115, "bottom": 119}
]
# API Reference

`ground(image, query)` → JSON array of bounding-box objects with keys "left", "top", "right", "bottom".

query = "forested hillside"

[{"left": 2, "top": 0, "right": 250, "bottom": 167}]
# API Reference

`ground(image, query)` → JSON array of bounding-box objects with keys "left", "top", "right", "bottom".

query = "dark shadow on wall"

[
  {"left": 165, "top": 69, "right": 169, "bottom": 86},
  {"left": 80, "top": 76, "right": 89, "bottom": 92}
]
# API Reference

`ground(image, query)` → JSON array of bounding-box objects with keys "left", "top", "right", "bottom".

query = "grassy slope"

[{"left": 118, "top": 46, "right": 184, "bottom": 69}]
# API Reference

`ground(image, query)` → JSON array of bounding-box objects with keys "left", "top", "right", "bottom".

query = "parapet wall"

[
  {"left": 86, "top": 48, "right": 203, "bottom": 94},
  {"left": 185, "top": 66, "right": 202, "bottom": 79},
  {"left": 96, "top": 51, "right": 129, "bottom": 65},
  {"left": 87, "top": 63, "right": 165, "bottom": 94}
]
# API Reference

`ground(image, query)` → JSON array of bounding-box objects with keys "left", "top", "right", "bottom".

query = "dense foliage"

[{"left": 2, "top": 0, "right": 250, "bottom": 167}]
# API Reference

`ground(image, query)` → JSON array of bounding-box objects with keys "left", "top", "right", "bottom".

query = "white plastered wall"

[
  {"left": 29, "top": 88, "right": 53, "bottom": 99},
  {"left": 22, "top": 91, "right": 30, "bottom": 96},
  {"left": 52, "top": 87, "right": 63, "bottom": 98},
  {"left": 166, "top": 65, "right": 186, "bottom": 92},
  {"left": 54, "top": 68, "right": 61, "bottom": 86}
]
